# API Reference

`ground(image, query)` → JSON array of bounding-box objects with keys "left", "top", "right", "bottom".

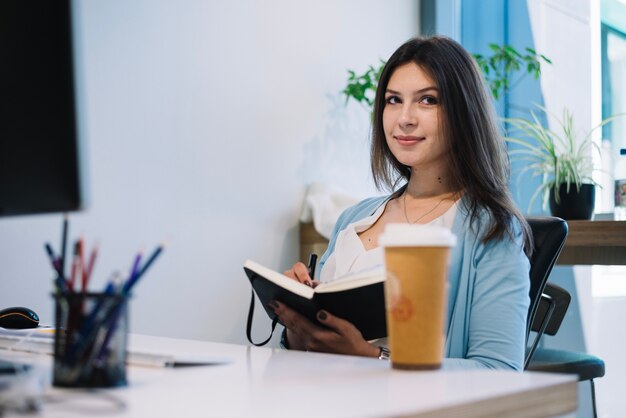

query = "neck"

[{"left": 404, "top": 168, "right": 456, "bottom": 198}]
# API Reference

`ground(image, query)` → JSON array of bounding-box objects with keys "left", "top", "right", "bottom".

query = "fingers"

[
  {"left": 315, "top": 310, "right": 354, "bottom": 336},
  {"left": 270, "top": 301, "right": 333, "bottom": 353},
  {"left": 283, "top": 262, "right": 313, "bottom": 286},
  {"left": 315, "top": 310, "right": 376, "bottom": 357},
  {"left": 270, "top": 300, "right": 317, "bottom": 336},
  {"left": 269, "top": 302, "right": 373, "bottom": 356}
]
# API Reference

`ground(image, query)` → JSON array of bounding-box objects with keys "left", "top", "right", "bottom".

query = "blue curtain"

[{"left": 459, "top": 0, "right": 546, "bottom": 215}]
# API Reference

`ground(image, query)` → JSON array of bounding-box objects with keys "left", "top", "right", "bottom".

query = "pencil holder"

[{"left": 52, "top": 292, "right": 129, "bottom": 388}]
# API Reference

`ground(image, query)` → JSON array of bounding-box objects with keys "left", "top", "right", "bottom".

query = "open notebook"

[{"left": 244, "top": 259, "right": 387, "bottom": 340}]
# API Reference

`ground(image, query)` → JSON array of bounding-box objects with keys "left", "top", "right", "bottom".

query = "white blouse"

[
  {"left": 319, "top": 199, "right": 458, "bottom": 283},
  {"left": 319, "top": 199, "right": 458, "bottom": 346}
]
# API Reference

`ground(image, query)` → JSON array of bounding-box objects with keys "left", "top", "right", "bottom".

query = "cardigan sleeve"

[{"left": 444, "top": 225, "right": 530, "bottom": 371}]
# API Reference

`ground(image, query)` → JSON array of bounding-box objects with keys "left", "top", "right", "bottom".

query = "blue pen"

[
  {"left": 125, "top": 251, "right": 143, "bottom": 288},
  {"left": 94, "top": 300, "right": 126, "bottom": 364},
  {"left": 54, "top": 274, "right": 70, "bottom": 294},
  {"left": 79, "top": 282, "right": 116, "bottom": 335},
  {"left": 123, "top": 245, "right": 164, "bottom": 293},
  {"left": 68, "top": 281, "right": 117, "bottom": 361},
  {"left": 44, "top": 242, "right": 64, "bottom": 279}
]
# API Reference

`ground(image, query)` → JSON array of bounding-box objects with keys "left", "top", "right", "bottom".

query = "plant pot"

[{"left": 549, "top": 183, "right": 595, "bottom": 220}]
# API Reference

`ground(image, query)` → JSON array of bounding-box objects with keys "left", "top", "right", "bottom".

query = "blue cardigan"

[{"left": 318, "top": 195, "right": 530, "bottom": 370}]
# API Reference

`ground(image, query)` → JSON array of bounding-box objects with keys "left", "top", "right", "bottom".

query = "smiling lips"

[{"left": 395, "top": 135, "right": 425, "bottom": 145}]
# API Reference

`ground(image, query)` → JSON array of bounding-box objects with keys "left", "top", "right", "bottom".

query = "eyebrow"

[{"left": 386, "top": 87, "right": 439, "bottom": 95}]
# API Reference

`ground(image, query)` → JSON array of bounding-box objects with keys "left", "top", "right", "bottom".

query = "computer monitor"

[{"left": 0, "top": 0, "right": 84, "bottom": 216}]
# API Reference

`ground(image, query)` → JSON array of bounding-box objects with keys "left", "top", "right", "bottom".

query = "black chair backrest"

[
  {"left": 525, "top": 217, "right": 568, "bottom": 338},
  {"left": 530, "top": 282, "right": 571, "bottom": 335}
]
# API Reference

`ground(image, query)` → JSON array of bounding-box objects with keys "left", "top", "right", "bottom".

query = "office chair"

[
  {"left": 527, "top": 283, "right": 605, "bottom": 417},
  {"left": 524, "top": 217, "right": 569, "bottom": 367},
  {"left": 524, "top": 218, "right": 605, "bottom": 418}
]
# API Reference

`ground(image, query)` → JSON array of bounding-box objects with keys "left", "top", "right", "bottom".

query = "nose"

[{"left": 398, "top": 103, "right": 417, "bottom": 128}]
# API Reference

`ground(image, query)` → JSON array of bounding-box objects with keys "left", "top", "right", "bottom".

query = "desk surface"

[{"left": 9, "top": 335, "right": 577, "bottom": 418}]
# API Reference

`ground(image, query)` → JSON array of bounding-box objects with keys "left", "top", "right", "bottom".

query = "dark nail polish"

[{"left": 317, "top": 311, "right": 327, "bottom": 320}]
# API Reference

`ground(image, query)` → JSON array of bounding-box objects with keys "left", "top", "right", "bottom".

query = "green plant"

[
  {"left": 342, "top": 60, "right": 386, "bottom": 111},
  {"left": 505, "top": 106, "right": 620, "bottom": 210},
  {"left": 473, "top": 44, "right": 552, "bottom": 99},
  {"left": 342, "top": 45, "right": 551, "bottom": 111}
]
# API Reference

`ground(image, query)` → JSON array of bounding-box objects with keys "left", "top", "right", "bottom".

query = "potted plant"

[{"left": 505, "top": 107, "right": 621, "bottom": 219}]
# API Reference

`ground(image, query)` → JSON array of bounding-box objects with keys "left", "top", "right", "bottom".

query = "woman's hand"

[
  {"left": 283, "top": 262, "right": 320, "bottom": 288},
  {"left": 270, "top": 300, "right": 379, "bottom": 357}
]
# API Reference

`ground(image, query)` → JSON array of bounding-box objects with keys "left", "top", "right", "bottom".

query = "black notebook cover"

[{"left": 244, "top": 260, "right": 387, "bottom": 340}]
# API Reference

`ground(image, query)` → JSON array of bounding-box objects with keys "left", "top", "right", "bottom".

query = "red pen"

[
  {"left": 78, "top": 237, "right": 86, "bottom": 292},
  {"left": 84, "top": 242, "right": 99, "bottom": 289}
]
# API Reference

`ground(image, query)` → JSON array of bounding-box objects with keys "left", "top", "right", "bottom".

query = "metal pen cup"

[{"left": 52, "top": 292, "right": 129, "bottom": 388}]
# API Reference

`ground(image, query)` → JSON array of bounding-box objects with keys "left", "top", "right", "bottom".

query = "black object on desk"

[
  {"left": 0, "top": 307, "right": 39, "bottom": 329},
  {"left": 0, "top": 359, "right": 31, "bottom": 375}
]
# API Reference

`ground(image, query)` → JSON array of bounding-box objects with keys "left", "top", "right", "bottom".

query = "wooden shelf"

[
  {"left": 557, "top": 220, "right": 626, "bottom": 265},
  {"left": 299, "top": 221, "right": 329, "bottom": 264}
]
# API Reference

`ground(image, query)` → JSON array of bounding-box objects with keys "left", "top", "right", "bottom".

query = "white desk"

[{"left": 6, "top": 334, "right": 577, "bottom": 417}]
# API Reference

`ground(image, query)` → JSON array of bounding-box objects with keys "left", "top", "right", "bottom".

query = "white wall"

[
  {"left": 0, "top": 0, "right": 418, "bottom": 345},
  {"left": 528, "top": 0, "right": 594, "bottom": 136}
]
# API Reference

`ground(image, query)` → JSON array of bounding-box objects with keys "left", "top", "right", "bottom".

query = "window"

[
  {"left": 601, "top": 24, "right": 626, "bottom": 152},
  {"left": 593, "top": 22, "right": 626, "bottom": 298}
]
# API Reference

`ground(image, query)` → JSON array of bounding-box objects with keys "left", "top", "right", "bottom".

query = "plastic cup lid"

[{"left": 379, "top": 223, "right": 457, "bottom": 247}]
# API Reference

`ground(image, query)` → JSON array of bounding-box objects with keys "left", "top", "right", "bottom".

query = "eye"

[
  {"left": 420, "top": 95, "right": 439, "bottom": 106},
  {"left": 385, "top": 95, "right": 401, "bottom": 105}
]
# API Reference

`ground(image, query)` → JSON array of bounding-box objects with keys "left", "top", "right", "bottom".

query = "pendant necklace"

[{"left": 403, "top": 193, "right": 448, "bottom": 224}]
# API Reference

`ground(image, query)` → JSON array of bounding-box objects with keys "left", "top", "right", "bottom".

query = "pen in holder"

[
  {"left": 52, "top": 292, "right": 130, "bottom": 388},
  {"left": 44, "top": 218, "right": 164, "bottom": 387}
]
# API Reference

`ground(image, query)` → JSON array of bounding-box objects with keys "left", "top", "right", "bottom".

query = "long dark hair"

[{"left": 371, "top": 36, "right": 532, "bottom": 255}]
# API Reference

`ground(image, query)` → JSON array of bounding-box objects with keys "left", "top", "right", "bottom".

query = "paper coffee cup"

[{"left": 380, "top": 224, "right": 456, "bottom": 370}]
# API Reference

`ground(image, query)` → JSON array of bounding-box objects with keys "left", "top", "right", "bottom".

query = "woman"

[{"left": 269, "top": 36, "right": 532, "bottom": 370}]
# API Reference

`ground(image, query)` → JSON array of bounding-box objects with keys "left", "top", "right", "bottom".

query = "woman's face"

[{"left": 382, "top": 62, "right": 448, "bottom": 173}]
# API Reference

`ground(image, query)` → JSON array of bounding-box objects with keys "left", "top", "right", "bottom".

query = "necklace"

[{"left": 402, "top": 193, "right": 448, "bottom": 224}]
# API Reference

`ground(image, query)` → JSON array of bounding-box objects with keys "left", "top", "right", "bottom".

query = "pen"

[
  {"left": 60, "top": 214, "right": 68, "bottom": 280},
  {"left": 126, "top": 251, "right": 143, "bottom": 285},
  {"left": 78, "top": 237, "right": 87, "bottom": 292},
  {"left": 85, "top": 242, "right": 99, "bottom": 288},
  {"left": 44, "top": 242, "right": 64, "bottom": 279},
  {"left": 68, "top": 241, "right": 79, "bottom": 291},
  {"left": 307, "top": 253, "right": 318, "bottom": 281},
  {"left": 123, "top": 244, "right": 164, "bottom": 293}
]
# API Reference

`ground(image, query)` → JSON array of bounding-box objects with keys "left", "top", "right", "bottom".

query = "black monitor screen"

[{"left": 0, "top": 0, "right": 83, "bottom": 216}]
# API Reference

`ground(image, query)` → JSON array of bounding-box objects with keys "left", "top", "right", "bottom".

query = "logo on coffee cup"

[
  {"left": 386, "top": 271, "right": 413, "bottom": 322},
  {"left": 391, "top": 295, "right": 413, "bottom": 322}
]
